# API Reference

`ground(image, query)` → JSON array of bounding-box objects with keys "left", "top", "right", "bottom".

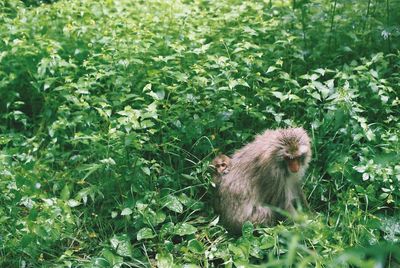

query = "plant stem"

[
  {"left": 386, "top": 0, "right": 391, "bottom": 51},
  {"left": 363, "top": 0, "right": 371, "bottom": 32},
  {"left": 301, "top": 4, "right": 308, "bottom": 62},
  {"left": 328, "top": 0, "right": 337, "bottom": 52}
]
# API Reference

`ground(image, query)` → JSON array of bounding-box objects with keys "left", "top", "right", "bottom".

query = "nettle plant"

[{"left": 0, "top": 0, "right": 399, "bottom": 266}]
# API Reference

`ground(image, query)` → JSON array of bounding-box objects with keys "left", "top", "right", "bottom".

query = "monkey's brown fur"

[{"left": 218, "top": 128, "right": 311, "bottom": 233}]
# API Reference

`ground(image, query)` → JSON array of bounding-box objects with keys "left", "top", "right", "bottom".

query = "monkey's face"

[
  {"left": 277, "top": 128, "right": 311, "bottom": 174},
  {"left": 214, "top": 160, "right": 230, "bottom": 174},
  {"left": 282, "top": 144, "right": 310, "bottom": 173},
  {"left": 212, "top": 155, "right": 231, "bottom": 175}
]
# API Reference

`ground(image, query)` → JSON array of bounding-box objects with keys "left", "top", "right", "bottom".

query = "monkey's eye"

[{"left": 220, "top": 163, "right": 226, "bottom": 168}]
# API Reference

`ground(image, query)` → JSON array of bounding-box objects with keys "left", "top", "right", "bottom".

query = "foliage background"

[{"left": 0, "top": 0, "right": 399, "bottom": 267}]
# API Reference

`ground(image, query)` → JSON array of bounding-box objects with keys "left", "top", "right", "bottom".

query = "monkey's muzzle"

[{"left": 287, "top": 158, "right": 300, "bottom": 173}]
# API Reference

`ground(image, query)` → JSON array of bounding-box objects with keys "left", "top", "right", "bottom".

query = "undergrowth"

[{"left": 0, "top": 0, "right": 399, "bottom": 267}]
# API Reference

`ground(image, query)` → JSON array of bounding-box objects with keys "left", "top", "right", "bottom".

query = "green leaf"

[
  {"left": 271, "top": 91, "right": 285, "bottom": 101},
  {"left": 60, "top": 185, "right": 71, "bottom": 200},
  {"left": 181, "top": 174, "right": 196, "bottom": 181},
  {"left": 137, "top": 228, "right": 156, "bottom": 240},
  {"left": 267, "top": 66, "right": 278, "bottom": 73},
  {"left": 155, "top": 90, "right": 165, "bottom": 100},
  {"left": 156, "top": 252, "right": 173, "bottom": 268},
  {"left": 148, "top": 211, "right": 166, "bottom": 226},
  {"left": 92, "top": 257, "right": 109, "bottom": 267},
  {"left": 101, "top": 249, "right": 123, "bottom": 267},
  {"left": 100, "top": 158, "right": 116, "bottom": 165},
  {"left": 315, "top": 68, "right": 326, "bottom": 75},
  {"left": 67, "top": 199, "right": 81, "bottom": 207},
  {"left": 182, "top": 265, "right": 201, "bottom": 268},
  {"left": 228, "top": 244, "right": 247, "bottom": 259},
  {"left": 312, "top": 81, "right": 329, "bottom": 99},
  {"left": 121, "top": 208, "right": 133, "bottom": 216},
  {"left": 110, "top": 234, "right": 133, "bottom": 257},
  {"left": 188, "top": 239, "right": 204, "bottom": 254},
  {"left": 174, "top": 223, "right": 197, "bottom": 236},
  {"left": 163, "top": 195, "right": 183, "bottom": 213},
  {"left": 141, "top": 167, "right": 151, "bottom": 176},
  {"left": 259, "top": 235, "right": 275, "bottom": 250},
  {"left": 228, "top": 79, "right": 238, "bottom": 89},
  {"left": 242, "top": 221, "right": 254, "bottom": 238},
  {"left": 160, "top": 222, "right": 175, "bottom": 236},
  {"left": 143, "top": 83, "right": 152, "bottom": 92}
]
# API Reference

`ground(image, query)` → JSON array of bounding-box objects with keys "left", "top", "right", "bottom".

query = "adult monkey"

[{"left": 218, "top": 128, "right": 312, "bottom": 233}]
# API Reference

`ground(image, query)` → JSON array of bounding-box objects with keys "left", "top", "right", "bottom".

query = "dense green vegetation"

[{"left": 1, "top": 0, "right": 399, "bottom": 266}]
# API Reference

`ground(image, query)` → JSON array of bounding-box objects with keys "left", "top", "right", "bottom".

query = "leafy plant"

[{"left": 0, "top": 0, "right": 399, "bottom": 266}]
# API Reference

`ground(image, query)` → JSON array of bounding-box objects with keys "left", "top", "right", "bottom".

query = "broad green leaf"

[
  {"left": 137, "top": 228, "right": 156, "bottom": 240},
  {"left": 148, "top": 211, "right": 166, "bottom": 226},
  {"left": 242, "top": 222, "right": 254, "bottom": 238},
  {"left": 266, "top": 66, "right": 278, "bottom": 73},
  {"left": 121, "top": 208, "right": 133, "bottom": 216},
  {"left": 188, "top": 239, "right": 204, "bottom": 254},
  {"left": 101, "top": 249, "right": 123, "bottom": 267},
  {"left": 143, "top": 83, "right": 152, "bottom": 92},
  {"left": 110, "top": 234, "right": 133, "bottom": 257},
  {"left": 271, "top": 91, "right": 285, "bottom": 101},
  {"left": 92, "top": 258, "right": 109, "bottom": 267},
  {"left": 163, "top": 195, "right": 183, "bottom": 213},
  {"left": 156, "top": 252, "right": 173, "bottom": 268},
  {"left": 312, "top": 81, "right": 329, "bottom": 99},
  {"left": 174, "top": 223, "right": 197, "bottom": 236},
  {"left": 67, "top": 199, "right": 81, "bottom": 207},
  {"left": 60, "top": 185, "right": 71, "bottom": 200},
  {"left": 141, "top": 167, "right": 151, "bottom": 176},
  {"left": 100, "top": 158, "right": 116, "bottom": 165}
]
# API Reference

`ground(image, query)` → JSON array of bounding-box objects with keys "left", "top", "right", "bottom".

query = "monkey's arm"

[{"left": 296, "top": 184, "right": 310, "bottom": 210}]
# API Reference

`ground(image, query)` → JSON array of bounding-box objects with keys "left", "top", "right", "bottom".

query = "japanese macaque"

[
  {"left": 211, "top": 154, "right": 231, "bottom": 186},
  {"left": 218, "top": 128, "right": 311, "bottom": 233}
]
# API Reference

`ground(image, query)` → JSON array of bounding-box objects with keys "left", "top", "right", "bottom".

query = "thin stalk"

[
  {"left": 386, "top": 0, "right": 391, "bottom": 51},
  {"left": 386, "top": 0, "right": 390, "bottom": 26},
  {"left": 301, "top": 4, "right": 308, "bottom": 62},
  {"left": 372, "top": 0, "right": 378, "bottom": 17},
  {"left": 363, "top": 0, "right": 372, "bottom": 32},
  {"left": 328, "top": 0, "right": 338, "bottom": 52}
]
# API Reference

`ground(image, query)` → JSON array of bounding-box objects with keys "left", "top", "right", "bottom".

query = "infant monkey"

[
  {"left": 212, "top": 154, "right": 231, "bottom": 175},
  {"left": 218, "top": 128, "right": 312, "bottom": 233},
  {"left": 211, "top": 154, "right": 231, "bottom": 186}
]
